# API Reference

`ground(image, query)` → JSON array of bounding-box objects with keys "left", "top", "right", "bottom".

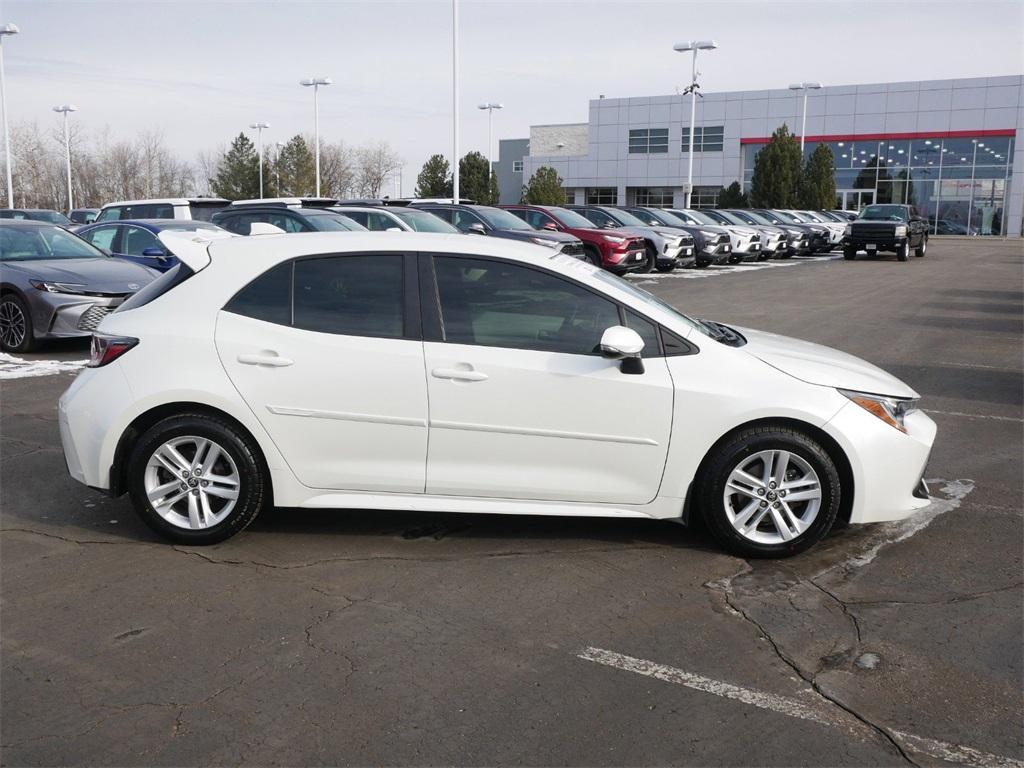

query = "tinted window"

[
  {"left": 475, "top": 207, "right": 534, "bottom": 230},
  {"left": 122, "top": 225, "right": 160, "bottom": 255},
  {"left": 82, "top": 225, "right": 119, "bottom": 251},
  {"left": 452, "top": 210, "right": 485, "bottom": 231},
  {"left": 217, "top": 213, "right": 254, "bottom": 235},
  {"left": 522, "top": 210, "right": 556, "bottom": 229},
  {"left": 96, "top": 206, "right": 123, "bottom": 221},
  {"left": 0, "top": 225, "right": 107, "bottom": 261},
  {"left": 579, "top": 208, "right": 617, "bottom": 228},
  {"left": 293, "top": 255, "right": 403, "bottom": 338},
  {"left": 423, "top": 207, "right": 453, "bottom": 223},
  {"left": 305, "top": 212, "right": 366, "bottom": 232},
  {"left": 392, "top": 209, "right": 458, "bottom": 233},
  {"left": 269, "top": 212, "right": 309, "bottom": 233},
  {"left": 433, "top": 256, "right": 619, "bottom": 355},
  {"left": 189, "top": 201, "right": 227, "bottom": 221},
  {"left": 133, "top": 204, "right": 174, "bottom": 219},
  {"left": 623, "top": 308, "right": 660, "bottom": 356},
  {"left": 340, "top": 210, "right": 370, "bottom": 227},
  {"left": 223, "top": 261, "right": 292, "bottom": 325}
]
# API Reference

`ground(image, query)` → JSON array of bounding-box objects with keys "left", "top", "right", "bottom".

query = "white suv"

[
  {"left": 96, "top": 198, "right": 228, "bottom": 223},
  {"left": 59, "top": 230, "right": 936, "bottom": 557}
]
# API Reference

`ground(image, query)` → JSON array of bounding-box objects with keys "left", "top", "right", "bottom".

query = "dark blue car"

[{"left": 75, "top": 219, "right": 225, "bottom": 271}]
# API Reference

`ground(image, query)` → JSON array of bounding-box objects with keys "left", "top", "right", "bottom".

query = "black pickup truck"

[{"left": 842, "top": 204, "right": 929, "bottom": 261}]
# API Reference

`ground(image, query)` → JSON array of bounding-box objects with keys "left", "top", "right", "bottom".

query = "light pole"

[
  {"left": 673, "top": 40, "right": 717, "bottom": 208},
  {"left": 249, "top": 121, "right": 270, "bottom": 198},
  {"left": 788, "top": 82, "right": 822, "bottom": 154},
  {"left": 0, "top": 23, "right": 19, "bottom": 209},
  {"left": 275, "top": 140, "right": 285, "bottom": 195},
  {"left": 452, "top": 0, "right": 460, "bottom": 203},
  {"left": 299, "top": 77, "right": 331, "bottom": 197},
  {"left": 52, "top": 104, "right": 77, "bottom": 213},
  {"left": 477, "top": 102, "right": 503, "bottom": 181}
]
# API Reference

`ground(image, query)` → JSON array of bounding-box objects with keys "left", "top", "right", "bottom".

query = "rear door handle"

[
  {"left": 237, "top": 353, "right": 293, "bottom": 367},
  {"left": 431, "top": 367, "right": 488, "bottom": 382}
]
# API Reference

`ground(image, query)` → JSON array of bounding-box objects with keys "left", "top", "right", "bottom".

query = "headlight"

[
  {"left": 894, "top": 225, "right": 907, "bottom": 237},
  {"left": 30, "top": 280, "right": 86, "bottom": 294},
  {"left": 786, "top": 228, "right": 802, "bottom": 236},
  {"left": 602, "top": 235, "right": 626, "bottom": 244},
  {"left": 529, "top": 237, "right": 561, "bottom": 248},
  {"left": 839, "top": 389, "right": 919, "bottom": 433},
  {"left": 843, "top": 224, "right": 852, "bottom": 235}
]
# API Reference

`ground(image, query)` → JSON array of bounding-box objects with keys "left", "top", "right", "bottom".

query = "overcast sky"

[{"left": 4, "top": 0, "right": 1023, "bottom": 193}]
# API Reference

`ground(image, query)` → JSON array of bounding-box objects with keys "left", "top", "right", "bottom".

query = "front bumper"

[
  {"left": 33, "top": 292, "right": 127, "bottom": 340},
  {"left": 606, "top": 246, "right": 648, "bottom": 272},
  {"left": 843, "top": 236, "right": 909, "bottom": 253},
  {"left": 661, "top": 242, "right": 696, "bottom": 268},
  {"left": 824, "top": 402, "right": 937, "bottom": 525},
  {"left": 732, "top": 240, "right": 762, "bottom": 262},
  {"left": 699, "top": 241, "right": 732, "bottom": 265}
]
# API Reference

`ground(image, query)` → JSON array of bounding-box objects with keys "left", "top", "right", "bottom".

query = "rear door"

[
  {"left": 216, "top": 252, "right": 428, "bottom": 492},
  {"left": 421, "top": 253, "right": 673, "bottom": 504}
]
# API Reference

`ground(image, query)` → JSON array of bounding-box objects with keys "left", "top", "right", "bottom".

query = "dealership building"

[{"left": 495, "top": 74, "right": 1023, "bottom": 236}]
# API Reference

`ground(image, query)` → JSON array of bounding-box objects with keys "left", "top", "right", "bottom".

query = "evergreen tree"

[
  {"left": 209, "top": 133, "right": 260, "bottom": 200},
  {"left": 414, "top": 154, "right": 452, "bottom": 198},
  {"left": 799, "top": 143, "right": 837, "bottom": 209},
  {"left": 459, "top": 151, "right": 497, "bottom": 204},
  {"left": 521, "top": 166, "right": 565, "bottom": 205},
  {"left": 718, "top": 181, "right": 748, "bottom": 208},
  {"left": 749, "top": 124, "right": 802, "bottom": 207},
  {"left": 274, "top": 135, "right": 315, "bottom": 197}
]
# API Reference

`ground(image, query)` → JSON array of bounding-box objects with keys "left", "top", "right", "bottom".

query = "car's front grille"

[
  {"left": 851, "top": 223, "right": 899, "bottom": 238},
  {"left": 750, "top": 233, "right": 760, "bottom": 243},
  {"left": 77, "top": 305, "right": 113, "bottom": 331}
]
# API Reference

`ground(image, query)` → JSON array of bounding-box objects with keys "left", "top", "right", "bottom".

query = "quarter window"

[
  {"left": 681, "top": 126, "right": 725, "bottom": 153},
  {"left": 293, "top": 255, "right": 404, "bottom": 338},
  {"left": 629, "top": 128, "right": 669, "bottom": 154},
  {"left": 433, "top": 256, "right": 619, "bottom": 356}
]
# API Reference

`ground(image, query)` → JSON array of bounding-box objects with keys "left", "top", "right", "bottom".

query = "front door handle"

[
  {"left": 431, "top": 366, "right": 488, "bottom": 382},
  {"left": 237, "top": 352, "right": 294, "bottom": 367}
]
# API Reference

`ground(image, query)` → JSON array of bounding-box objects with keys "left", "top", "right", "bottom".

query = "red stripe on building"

[{"left": 739, "top": 129, "right": 1017, "bottom": 145}]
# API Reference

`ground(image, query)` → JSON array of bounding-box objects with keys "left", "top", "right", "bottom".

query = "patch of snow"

[{"left": 0, "top": 353, "right": 88, "bottom": 380}]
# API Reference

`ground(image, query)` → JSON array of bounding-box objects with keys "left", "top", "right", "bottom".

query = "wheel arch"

[
  {"left": 682, "top": 416, "right": 854, "bottom": 526},
  {"left": 109, "top": 401, "right": 273, "bottom": 499}
]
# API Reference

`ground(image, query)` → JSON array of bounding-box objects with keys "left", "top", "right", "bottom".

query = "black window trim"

[
  {"left": 222, "top": 250, "right": 422, "bottom": 342},
  {"left": 418, "top": 251, "right": 700, "bottom": 358}
]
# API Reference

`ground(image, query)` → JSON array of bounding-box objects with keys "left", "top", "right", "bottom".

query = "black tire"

[
  {"left": 127, "top": 413, "right": 269, "bottom": 545},
  {"left": 583, "top": 245, "right": 602, "bottom": 267},
  {"left": 915, "top": 235, "right": 927, "bottom": 258},
  {"left": 697, "top": 426, "right": 841, "bottom": 558},
  {"left": 896, "top": 242, "right": 910, "bottom": 262},
  {"left": 655, "top": 262, "right": 675, "bottom": 273},
  {"left": 843, "top": 248, "right": 857, "bottom": 260},
  {"left": 638, "top": 244, "right": 657, "bottom": 273},
  {"left": 0, "top": 293, "right": 35, "bottom": 353}
]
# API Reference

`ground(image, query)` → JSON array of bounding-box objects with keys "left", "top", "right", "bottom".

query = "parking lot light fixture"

[
  {"left": 477, "top": 102, "right": 503, "bottom": 181},
  {"left": 788, "top": 82, "right": 823, "bottom": 153},
  {"left": 249, "top": 121, "right": 270, "bottom": 198},
  {"left": 300, "top": 77, "right": 331, "bottom": 197},
  {"left": 0, "top": 23, "right": 19, "bottom": 209},
  {"left": 673, "top": 40, "right": 717, "bottom": 208},
  {"left": 274, "top": 140, "right": 285, "bottom": 195},
  {"left": 52, "top": 104, "right": 77, "bottom": 213},
  {"left": 452, "top": 0, "right": 459, "bottom": 203}
]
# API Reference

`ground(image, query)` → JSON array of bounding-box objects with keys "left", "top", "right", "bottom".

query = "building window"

[
  {"left": 681, "top": 126, "right": 724, "bottom": 153},
  {"left": 512, "top": 160, "right": 523, "bottom": 173},
  {"left": 631, "top": 187, "right": 674, "bottom": 207},
  {"left": 690, "top": 186, "right": 721, "bottom": 209},
  {"left": 586, "top": 187, "right": 618, "bottom": 205},
  {"left": 564, "top": 188, "right": 577, "bottom": 205},
  {"left": 628, "top": 128, "right": 669, "bottom": 154}
]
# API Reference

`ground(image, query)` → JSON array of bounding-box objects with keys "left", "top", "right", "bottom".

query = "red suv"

[{"left": 501, "top": 205, "right": 647, "bottom": 273}]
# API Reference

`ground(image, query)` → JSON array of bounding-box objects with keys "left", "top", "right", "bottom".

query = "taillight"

[{"left": 87, "top": 333, "right": 138, "bottom": 368}]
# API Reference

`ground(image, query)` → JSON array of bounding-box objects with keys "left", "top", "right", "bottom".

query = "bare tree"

[{"left": 354, "top": 141, "right": 402, "bottom": 198}]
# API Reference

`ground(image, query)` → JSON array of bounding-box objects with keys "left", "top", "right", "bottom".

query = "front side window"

[
  {"left": 293, "top": 255, "right": 404, "bottom": 338},
  {"left": 522, "top": 210, "right": 556, "bottom": 230},
  {"left": 96, "top": 206, "right": 124, "bottom": 222},
  {"left": 475, "top": 207, "right": 534, "bottom": 231},
  {"left": 452, "top": 210, "right": 485, "bottom": 231},
  {"left": 629, "top": 128, "right": 669, "bottom": 154},
  {"left": 81, "top": 225, "right": 119, "bottom": 251},
  {"left": 433, "top": 256, "right": 619, "bottom": 355},
  {"left": 122, "top": 225, "right": 161, "bottom": 255}
]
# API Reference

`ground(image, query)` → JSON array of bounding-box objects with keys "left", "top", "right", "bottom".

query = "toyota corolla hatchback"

[{"left": 59, "top": 230, "right": 936, "bottom": 557}]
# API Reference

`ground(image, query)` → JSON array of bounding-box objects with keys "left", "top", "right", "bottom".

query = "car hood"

[
  {"left": 2, "top": 257, "right": 157, "bottom": 294},
  {"left": 737, "top": 326, "right": 918, "bottom": 398},
  {"left": 724, "top": 226, "right": 758, "bottom": 237},
  {"left": 499, "top": 228, "right": 578, "bottom": 243}
]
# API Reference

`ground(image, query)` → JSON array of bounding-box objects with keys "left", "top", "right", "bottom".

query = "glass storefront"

[{"left": 742, "top": 134, "right": 1014, "bottom": 235}]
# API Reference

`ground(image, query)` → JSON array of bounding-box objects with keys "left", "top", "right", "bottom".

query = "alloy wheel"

[
  {"left": 722, "top": 449, "right": 822, "bottom": 545},
  {"left": 0, "top": 299, "right": 26, "bottom": 349},
  {"left": 143, "top": 436, "right": 240, "bottom": 530}
]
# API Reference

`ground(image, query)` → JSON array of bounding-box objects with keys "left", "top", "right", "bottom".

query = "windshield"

[
  {"left": 0, "top": 224, "right": 106, "bottom": 261},
  {"left": 861, "top": 205, "right": 909, "bottom": 222},
  {"left": 769, "top": 210, "right": 800, "bottom": 223},
  {"left": 307, "top": 213, "right": 367, "bottom": 231},
  {"left": 799, "top": 211, "right": 825, "bottom": 223},
  {"left": 682, "top": 210, "right": 720, "bottom": 226},
  {"left": 599, "top": 209, "right": 644, "bottom": 227},
  {"left": 741, "top": 211, "right": 775, "bottom": 226},
  {"left": 814, "top": 210, "right": 842, "bottom": 222},
  {"left": 711, "top": 210, "right": 747, "bottom": 226},
  {"left": 638, "top": 209, "right": 688, "bottom": 227},
  {"left": 393, "top": 209, "right": 458, "bottom": 233},
  {"left": 591, "top": 269, "right": 713, "bottom": 339},
  {"left": 549, "top": 207, "right": 597, "bottom": 228},
  {"left": 476, "top": 207, "right": 534, "bottom": 230},
  {"left": 699, "top": 210, "right": 732, "bottom": 225}
]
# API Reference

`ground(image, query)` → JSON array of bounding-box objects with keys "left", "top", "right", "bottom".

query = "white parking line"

[
  {"left": 0, "top": 353, "right": 87, "bottom": 380},
  {"left": 578, "top": 646, "right": 1024, "bottom": 768},
  {"left": 926, "top": 409, "right": 1023, "bottom": 423},
  {"left": 628, "top": 254, "right": 840, "bottom": 282}
]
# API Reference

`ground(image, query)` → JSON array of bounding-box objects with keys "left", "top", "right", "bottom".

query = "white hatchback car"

[{"left": 59, "top": 231, "right": 936, "bottom": 557}]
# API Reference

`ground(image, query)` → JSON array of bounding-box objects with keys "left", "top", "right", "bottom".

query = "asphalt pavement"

[{"left": 1, "top": 239, "right": 1021, "bottom": 766}]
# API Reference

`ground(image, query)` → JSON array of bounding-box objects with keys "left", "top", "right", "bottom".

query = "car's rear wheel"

[
  {"left": 0, "top": 294, "right": 34, "bottom": 353},
  {"left": 896, "top": 242, "right": 910, "bottom": 261},
  {"left": 915, "top": 236, "right": 927, "bottom": 258},
  {"left": 128, "top": 414, "right": 268, "bottom": 544},
  {"left": 843, "top": 247, "right": 857, "bottom": 260},
  {"left": 698, "top": 426, "right": 840, "bottom": 558}
]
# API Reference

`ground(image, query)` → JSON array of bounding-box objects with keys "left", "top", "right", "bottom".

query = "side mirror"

[
  {"left": 600, "top": 326, "right": 645, "bottom": 375},
  {"left": 465, "top": 222, "right": 486, "bottom": 234},
  {"left": 542, "top": 221, "right": 558, "bottom": 231}
]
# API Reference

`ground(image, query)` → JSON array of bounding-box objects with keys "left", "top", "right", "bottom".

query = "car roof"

[
  {"left": 100, "top": 198, "right": 229, "bottom": 208},
  {"left": 83, "top": 219, "right": 220, "bottom": 230},
  {"left": 0, "top": 219, "right": 52, "bottom": 227}
]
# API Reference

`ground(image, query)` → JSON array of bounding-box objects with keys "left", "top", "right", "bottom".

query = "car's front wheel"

[
  {"left": 698, "top": 426, "right": 841, "bottom": 558},
  {"left": 915, "top": 235, "right": 927, "bottom": 258},
  {"left": 583, "top": 245, "right": 602, "bottom": 268},
  {"left": 127, "top": 414, "right": 269, "bottom": 544},
  {"left": 896, "top": 242, "right": 910, "bottom": 261},
  {"left": 843, "top": 247, "right": 857, "bottom": 260},
  {"left": 0, "top": 294, "right": 34, "bottom": 353}
]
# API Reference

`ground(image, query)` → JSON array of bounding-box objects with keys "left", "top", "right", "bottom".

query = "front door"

[
  {"left": 422, "top": 254, "right": 673, "bottom": 505},
  {"left": 216, "top": 252, "right": 428, "bottom": 492},
  {"left": 839, "top": 189, "right": 875, "bottom": 212}
]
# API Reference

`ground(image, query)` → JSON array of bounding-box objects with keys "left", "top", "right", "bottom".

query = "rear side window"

[
  {"left": 223, "top": 262, "right": 292, "bottom": 325},
  {"left": 115, "top": 263, "right": 194, "bottom": 313},
  {"left": 189, "top": 202, "right": 227, "bottom": 221},
  {"left": 293, "top": 255, "right": 404, "bottom": 337}
]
